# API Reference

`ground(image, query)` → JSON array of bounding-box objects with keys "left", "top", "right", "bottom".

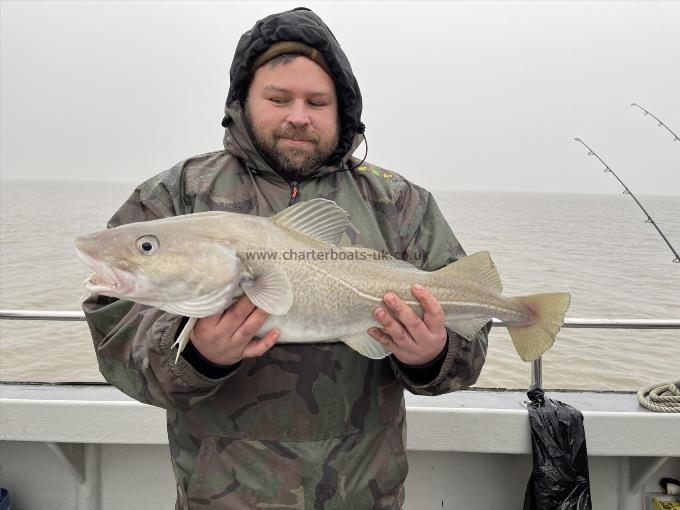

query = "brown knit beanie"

[{"left": 251, "top": 41, "right": 332, "bottom": 76}]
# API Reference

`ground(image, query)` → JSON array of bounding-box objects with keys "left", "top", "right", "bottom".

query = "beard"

[{"left": 243, "top": 103, "right": 340, "bottom": 181}]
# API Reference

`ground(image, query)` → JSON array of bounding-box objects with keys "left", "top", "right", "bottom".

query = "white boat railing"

[{"left": 1, "top": 309, "right": 679, "bottom": 387}]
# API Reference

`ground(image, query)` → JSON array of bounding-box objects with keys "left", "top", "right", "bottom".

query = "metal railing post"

[{"left": 531, "top": 357, "right": 542, "bottom": 388}]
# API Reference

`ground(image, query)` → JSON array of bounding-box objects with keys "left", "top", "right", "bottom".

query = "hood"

[{"left": 222, "top": 7, "right": 364, "bottom": 169}]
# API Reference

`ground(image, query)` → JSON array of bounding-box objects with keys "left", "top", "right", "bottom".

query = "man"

[{"left": 84, "top": 8, "right": 488, "bottom": 509}]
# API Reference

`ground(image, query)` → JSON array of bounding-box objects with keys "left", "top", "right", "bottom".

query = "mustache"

[{"left": 274, "top": 126, "right": 319, "bottom": 143}]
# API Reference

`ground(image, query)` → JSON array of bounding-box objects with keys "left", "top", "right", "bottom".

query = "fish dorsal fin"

[
  {"left": 271, "top": 199, "right": 350, "bottom": 246},
  {"left": 435, "top": 251, "right": 503, "bottom": 293}
]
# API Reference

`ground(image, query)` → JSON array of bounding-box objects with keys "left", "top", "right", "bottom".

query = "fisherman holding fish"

[{"left": 80, "top": 7, "right": 567, "bottom": 509}]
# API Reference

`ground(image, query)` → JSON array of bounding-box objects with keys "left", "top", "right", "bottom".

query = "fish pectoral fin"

[
  {"left": 447, "top": 317, "right": 491, "bottom": 340},
  {"left": 436, "top": 251, "right": 503, "bottom": 293},
  {"left": 172, "top": 317, "right": 198, "bottom": 364},
  {"left": 271, "top": 198, "right": 350, "bottom": 246},
  {"left": 242, "top": 267, "right": 294, "bottom": 315},
  {"left": 339, "top": 332, "right": 391, "bottom": 359}
]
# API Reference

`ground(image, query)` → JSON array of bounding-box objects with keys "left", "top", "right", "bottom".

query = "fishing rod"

[
  {"left": 631, "top": 103, "right": 679, "bottom": 143},
  {"left": 574, "top": 137, "right": 680, "bottom": 264}
]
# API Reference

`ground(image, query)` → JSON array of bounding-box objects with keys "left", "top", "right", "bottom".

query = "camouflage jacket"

[
  {"left": 83, "top": 102, "right": 488, "bottom": 509},
  {"left": 83, "top": 8, "right": 488, "bottom": 509}
]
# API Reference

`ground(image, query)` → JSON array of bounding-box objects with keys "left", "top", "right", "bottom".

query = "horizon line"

[{"left": 0, "top": 177, "right": 678, "bottom": 198}]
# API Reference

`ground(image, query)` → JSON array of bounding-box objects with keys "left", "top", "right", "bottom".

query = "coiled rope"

[{"left": 637, "top": 381, "right": 680, "bottom": 412}]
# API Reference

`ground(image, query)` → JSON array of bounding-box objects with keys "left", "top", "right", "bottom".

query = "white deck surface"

[
  {"left": 2, "top": 384, "right": 678, "bottom": 456},
  {"left": 1, "top": 383, "right": 678, "bottom": 509}
]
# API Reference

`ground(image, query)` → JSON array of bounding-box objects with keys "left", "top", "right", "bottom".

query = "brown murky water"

[{"left": 1, "top": 180, "right": 678, "bottom": 390}]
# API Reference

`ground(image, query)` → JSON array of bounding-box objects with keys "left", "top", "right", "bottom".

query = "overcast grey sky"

[{"left": 1, "top": 1, "right": 679, "bottom": 195}]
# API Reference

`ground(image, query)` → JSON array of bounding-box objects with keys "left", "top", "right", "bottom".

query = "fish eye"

[{"left": 136, "top": 235, "right": 159, "bottom": 256}]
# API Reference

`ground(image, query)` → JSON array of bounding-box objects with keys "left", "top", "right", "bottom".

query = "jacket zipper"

[{"left": 289, "top": 180, "right": 300, "bottom": 205}]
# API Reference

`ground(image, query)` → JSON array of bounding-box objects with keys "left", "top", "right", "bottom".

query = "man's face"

[{"left": 244, "top": 56, "right": 339, "bottom": 179}]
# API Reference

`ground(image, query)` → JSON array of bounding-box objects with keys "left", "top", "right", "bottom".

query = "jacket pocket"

[{"left": 186, "top": 425, "right": 408, "bottom": 509}]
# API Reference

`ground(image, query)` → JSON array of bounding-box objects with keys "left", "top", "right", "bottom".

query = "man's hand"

[
  {"left": 190, "top": 295, "right": 280, "bottom": 366},
  {"left": 367, "top": 284, "right": 447, "bottom": 366}
]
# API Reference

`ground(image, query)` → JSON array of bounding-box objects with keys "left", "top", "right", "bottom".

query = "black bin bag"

[{"left": 523, "top": 385, "right": 593, "bottom": 510}]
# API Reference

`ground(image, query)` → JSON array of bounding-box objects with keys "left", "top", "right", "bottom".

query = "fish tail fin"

[
  {"left": 172, "top": 317, "right": 198, "bottom": 363},
  {"left": 506, "top": 292, "right": 571, "bottom": 362}
]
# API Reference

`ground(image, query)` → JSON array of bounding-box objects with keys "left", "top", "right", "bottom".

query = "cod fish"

[{"left": 75, "top": 199, "right": 571, "bottom": 363}]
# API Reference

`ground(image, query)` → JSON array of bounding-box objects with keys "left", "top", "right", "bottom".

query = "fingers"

[
  {"left": 231, "top": 308, "right": 269, "bottom": 347},
  {"left": 411, "top": 284, "right": 446, "bottom": 333},
  {"left": 370, "top": 287, "right": 448, "bottom": 366},
  {"left": 377, "top": 292, "right": 428, "bottom": 344},
  {"left": 373, "top": 302, "right": 413, "bottom": 347},
  {"left": 217, "top": 295, "right": 255, "bottom": 333},
  {"left": 229, "top": 300, "right": 278, "bottom": 359},
  {"left": 195, "top": 312, "right": 221, "bottom": 330},
  {"left": 367, "top": 327, "right": 396, "bottom": 352},
  {"left": 189, "top": 294, "right": 282, "bottom": 365},
  {"left": 241, "top": 329, "right": 280, "bottom": 359}
]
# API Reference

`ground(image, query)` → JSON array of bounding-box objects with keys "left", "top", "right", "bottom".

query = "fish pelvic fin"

[
  {"left": 435, "top": 251, "right": 503, "bottom": 293},
  {"left": 506, "top": 292, "right": 571, "bottom": 362},
  {"left": 172, "top": 317, "right": 198, "bottom": 363}
]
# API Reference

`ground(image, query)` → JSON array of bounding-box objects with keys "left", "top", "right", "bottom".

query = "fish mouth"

[{"left": 75, "top": 248, "right": 136, "bottom": 297}]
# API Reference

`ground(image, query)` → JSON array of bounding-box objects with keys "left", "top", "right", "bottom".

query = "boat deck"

[{"left": 1, "top": 383, "right": 678, "bottom": 509}]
